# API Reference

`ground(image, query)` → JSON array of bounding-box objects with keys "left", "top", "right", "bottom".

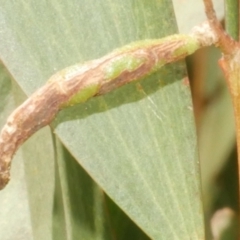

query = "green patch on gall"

[
  {"left": 61, "top": 83, "right": 99, "bottom": 108},
  {"left": 104, "top": 55, "right": 145, "bottom": 81}
]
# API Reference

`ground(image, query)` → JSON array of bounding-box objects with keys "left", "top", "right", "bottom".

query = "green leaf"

[
  {"left": 224, "top": 0, "right": 239, "bottom": 40},
  {"left": 0, "top": 63, "right": 33, "bottom": 240},
  {"left": 0, "top": 0, "right": 205, "bottom": 239},
  {"left": 7, "top": 79, "right": 55, "bottom": 240},
  {"left": 53, "top": 139, "right": 150, "bottom": 240}
]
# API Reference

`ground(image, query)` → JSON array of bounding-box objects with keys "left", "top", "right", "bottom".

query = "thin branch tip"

[{"left": 203, "top": 0, "right": 239, "bottom": 54}]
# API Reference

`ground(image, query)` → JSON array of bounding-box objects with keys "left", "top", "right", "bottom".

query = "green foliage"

[{"left": 0, "top": 0, "right": 238, "bottom": 240}]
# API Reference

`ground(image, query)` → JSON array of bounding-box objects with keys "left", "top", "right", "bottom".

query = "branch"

[
  {"left": 203, "top": 0, "right": 239, "bottom": 54},
  {"left": 0, "top": 22, "right": 217, "bottom": 190},
  {"left": 203, "top": 1, "right": 240, "bottom": 202}
]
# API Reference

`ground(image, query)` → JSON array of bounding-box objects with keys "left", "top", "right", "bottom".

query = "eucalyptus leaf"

[
  {"left": 0, "top": 0, "right": 205, "bottom": 239},
  {"left": 0, "top": 63, "right": 33, "bottom": 240}
]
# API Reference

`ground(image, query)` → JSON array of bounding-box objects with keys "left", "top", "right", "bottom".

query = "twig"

[
  {"left": 203, "top": 1, "right": 240, "bottom": 218},
  {"left": 203, "top": 0, "right": 238, "bottom": 54},
  {"left": 0, "top": 23, "right": 217, "bottom": 190}
]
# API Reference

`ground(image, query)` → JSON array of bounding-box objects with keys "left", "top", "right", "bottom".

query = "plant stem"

[
  {"left": 203, "top": 0, "right": 240, "bottom": 204},
  {"left": 0, "top": 27, "right": 217, "bottom": 190},
  {"left": 225, "top": 0, "right": 239, "bottom": 40},
  {"left": 219, "top": 54, "right": 240, "bottom": 161},
  {"left": 203, "top": 0, "right": 238, "bottom": 53}
]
